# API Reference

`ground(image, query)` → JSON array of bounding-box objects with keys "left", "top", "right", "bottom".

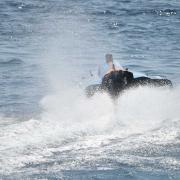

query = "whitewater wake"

[{"left": 0, "top": 85, "right": 180, "bottom": 174}]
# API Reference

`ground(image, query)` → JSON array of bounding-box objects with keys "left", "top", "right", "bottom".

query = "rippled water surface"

[{"left": 0, "top": 0, "right": 180, "bottom": 179}]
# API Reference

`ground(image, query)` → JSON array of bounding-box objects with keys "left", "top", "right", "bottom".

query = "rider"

[{"left": 98, "top": 54, "right": 124, "bottom": 80}]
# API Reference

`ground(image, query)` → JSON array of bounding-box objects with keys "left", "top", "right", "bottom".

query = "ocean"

[{"left": 0, "top": 0, "right": 180, "bottom": 179}]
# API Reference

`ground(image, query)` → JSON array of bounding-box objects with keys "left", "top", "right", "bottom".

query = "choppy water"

[{"left": 0, "top": 0, "right": 180, "bottom": 179}]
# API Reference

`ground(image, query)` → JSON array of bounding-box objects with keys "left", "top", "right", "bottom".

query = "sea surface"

[{"left": 0, "top": 0, "right": 180, "bottom": 179}]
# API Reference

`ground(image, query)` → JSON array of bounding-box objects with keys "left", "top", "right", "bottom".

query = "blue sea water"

[{"left": 0, "top": 0, "right": 180, "bottom": 179}]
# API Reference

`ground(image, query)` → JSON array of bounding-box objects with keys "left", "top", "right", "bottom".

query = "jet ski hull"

[{"left": 85, "top": 71, "right": 172, "bottom": 98}]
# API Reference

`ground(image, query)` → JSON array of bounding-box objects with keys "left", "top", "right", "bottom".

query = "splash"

[{"left": 0, "top": 84, "right": 180, "bottom": 173}]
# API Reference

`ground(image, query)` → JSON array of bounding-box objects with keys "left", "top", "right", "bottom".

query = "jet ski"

[{"left": 85, "top": 70, "right": 172, "bottom": 98}]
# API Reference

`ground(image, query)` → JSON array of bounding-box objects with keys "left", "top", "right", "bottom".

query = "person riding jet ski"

[
  {"left": 98, "top": 54, "right": 125, "bottom": 80},
  {"left": 85, "top": 54, "right": 172, "bottom": 98}
]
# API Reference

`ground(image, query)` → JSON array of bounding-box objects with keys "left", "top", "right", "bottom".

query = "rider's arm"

[{"left": 114, "top": 61, "right": 124, "bottom": 71}]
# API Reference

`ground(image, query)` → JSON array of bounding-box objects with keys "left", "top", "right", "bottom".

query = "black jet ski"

[{"left": 85, "top": 70, "right": 172, "bottom": 98}]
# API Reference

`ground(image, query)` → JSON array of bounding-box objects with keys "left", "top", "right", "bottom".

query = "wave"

[
  {"left": 91, "top": 8, "right": 178, "bottom": 19},
  {"left": 0, "top": 58, "right": 24, "bottom": 65},
  {"left": 156, "top": 9, "right": 177, "bottom": 16},
  {"left": 5, "top": 1, "right": 44, "bottom": 11}
]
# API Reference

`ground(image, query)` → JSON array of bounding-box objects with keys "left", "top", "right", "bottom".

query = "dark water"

[{"left": 0, "top": 0, "right": 180, "bottom": 179}]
